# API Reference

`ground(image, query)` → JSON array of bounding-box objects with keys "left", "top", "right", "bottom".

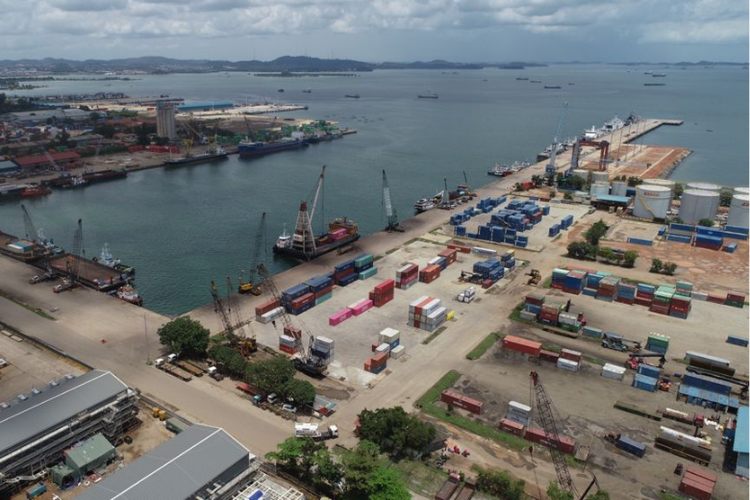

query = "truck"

[
  {"left": 29, "top": 271, "right": 58, "bottom": 284},
  {"left": 154, "top": 357, "right": 192, "bottom": 381},
  {"left": 236, "top": 382, "right": 266, "bottom": 404},
  {"left": 434, "top": 473, "right": 461, "bottom": 500},
  {"left": 294, "top": 423, "right": 339, "bottom": 441},
  {"left": 654, "top": 433, "right": 711, "bottom": 466},
  {"left": 206, "top": 366, "right": 224, "bottom": 381},
  {"left": 601, "top": 332, "right": 642, "bottom": 352},
  {"left": 167, "top": 354, "right": 204, "bottom": 378}
]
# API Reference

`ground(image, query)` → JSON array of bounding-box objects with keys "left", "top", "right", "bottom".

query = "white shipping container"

[
  {"left": 508, "top": 401, "right": 531, "bottom": 415},
  {"left": 690, "top": 292, "right": 708, "bottom": 301},
  {"left": 601, "top": 363, "right": 626, "bottom": 381},
  {"left": 390, "top": 345, "right": 406, "bottom": 359},
  {"left": 409, "top": 295, "right": 431, "bottom": 309},
  {"left": 258, "top": 307, "right": 285, "bottom": 324},
  {"left": 314, "top": 336, "right": 334, "bottom": 348},
  {"left": 558, "top": 313, "right": 578, "bottom": 326},
  {"left": 422, "top": 299, "right": 443, "bottom": 316},
  {"left": 556, "top": 358, "right": 579, "bottom": 372},
  {"left": 375, "top": 343, "right": 391, "bottom": 354}
]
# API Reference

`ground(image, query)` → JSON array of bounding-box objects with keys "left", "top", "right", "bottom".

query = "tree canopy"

[
  {"left": 475, "top": 466, "right": 525, "bottom": 500},
  {"left": 341, "top": 440, "right": 410, "bottom": 500},
  {"left": 156, "top": 316, "right": 209, "bottom": 357},
  {"left": 245, "top": 355, "right": 296, "bottom": 394},
  {"left": 357, "top": 407, "right": 437, "bottom": 458},
  {"left": 583, "top": 220, "right": 609, "bottom": 246},
  {"left": 283, "top": 378, "right": 316, "bottom": 406}
]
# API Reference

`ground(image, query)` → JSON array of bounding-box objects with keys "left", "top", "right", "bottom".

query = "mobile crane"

[
  {"left": 239, "top": 212, "right": 267, "bottom": 295},
  {"left": 210, "top": 278, "right": 257, "bottom": 356},
  {"left": 382, "top": 170, "right": 404, "bottom": 232},
  {"left": 53, "top": 219, "right": 83, "bottom": 293}
]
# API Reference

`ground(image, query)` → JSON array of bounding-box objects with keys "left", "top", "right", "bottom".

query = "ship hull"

[
  {"left": 164, "top": 153, "right": 229, "bottom": 167},
  {"left": 83, "top": 170, "right": 128, "bottom": 184},
  {"left": 273, "top": 234, "right": 360, "bottom": 261},
  {"left": 238, "top": 140, "right": 307, "bottom": 158}
]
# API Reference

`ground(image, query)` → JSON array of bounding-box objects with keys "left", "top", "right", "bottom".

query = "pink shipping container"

[
  {"left": 352, "top": 299, "right": 374, "bottom": 316},
  {"left": 329, "top": 308, "right": 353, "bottom": 326}
]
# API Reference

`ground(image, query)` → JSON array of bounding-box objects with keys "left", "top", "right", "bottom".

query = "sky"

[{"left": 2, "top": 0, "right": 748, "bottom": 62}]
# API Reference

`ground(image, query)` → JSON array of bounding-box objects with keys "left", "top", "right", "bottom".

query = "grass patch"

[
  {"left": 508, "top": 302, "right": 533, "bottom": 324},
  {"left": 542, "top": 276, "right": 552, "bottom": 288},
  {"left": 385, "top": 247, "right": 399, "bottom": 255},
  {"left": 422, "top": 326, "right": 448, "bottom": 345},
  {"left": 0, "top": 291, "right": 55, "bottom": 320},
  {"left": 416, "top": 371, "right": 528, "bottom": 451},
  {"left": 541, "top": 344, "right": 561, "bottom": 353},
  {"left": 466, "top": 332, "right": 503, "bottom": 360},
  {"left": 583, "top": 355, "right": 605, "bottom": 366},
  {"left": 391, "top": 460, "right": 448, "bottom": 498},
  {"left": 659, "top": 491, "right": 687, "bottom": 500},
  {"left": 210, "top": 333, "right": 227, "bottom": 343}
]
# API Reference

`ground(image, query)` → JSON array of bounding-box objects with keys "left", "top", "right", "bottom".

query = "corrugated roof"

[
  {"left": 678, "top": 384, "right": 730, "bottom": 406},
  {"left": 75, "top": 424, "right": 252, "bottom": 500},
  {"left": 594, "top": 194, "right": 630, "bottom": 203},
  {"left": 0, "top": 370, "right": 129, "bottom": 457},
  {"left": 14, "top": 151, "right": 81, "bottom": 166},
  {"left": 66, "top": 433, "right": 116, "bottom": 471},
  {"left": 734, "top": 407, "right": 749, "bottom": 454}
]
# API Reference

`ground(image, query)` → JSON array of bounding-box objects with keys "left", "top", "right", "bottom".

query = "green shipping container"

[
  {"left": 359, "top": 267, "right": 378, "bottom": 280},
  {"left": 315, "top": 293, "right": 332, "bottom": 305}
]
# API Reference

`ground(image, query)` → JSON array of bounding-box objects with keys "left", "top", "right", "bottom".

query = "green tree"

[
  {"left": 650, "top": 258, "right": 663, "bottom": 273},
  {"left": 697, "top": 218, "right": 714, "bottom": 227},
  {"left": 265, "top": 437, "right": 306, "bottom": 476},
  {"left": 720, "top": 190, "right": 733, "bottom": 207},
  {"left": 588, "top": 490, "right": 611, "bottom": 500},
  {"left": 341, "top": 441, "right": 410, "bottom": 500},
  {"left": 283, "top": 378, "right": 316, "bottom": 406},
  {"left": 547, "top": 482, "right": 575, "bottom": 500},
  {"left": 583, "top": 220, "right": 609, "bottom": 246},
  {"left": 357, "top": 407, "right": 436, "bottom": 458},
  {"left": 475, "top": 466, "right": 525, "bottom": 500},
  {"left": 563, "top": 191, "right": 573, "bottom": 200},
  {"left": 156, "top": 316, "right": 209, "bottom": 357},
  {"left": 365, "top": 467, "right": 410, "bottom": 500},
  {"left": 623, "top": 250, "right": 639, "bottom": 268},
  {"left": 567, "top": 242, "right": 598, "bottom": 261},
  {"left": 598, "top": 247, "right": 616, "bottom": 262},
  {"left": 664, "top": 262, "right": 677, "bottom": 276},
  {"left": 244, "top": 355, "right": 296, "bottom": 394}
]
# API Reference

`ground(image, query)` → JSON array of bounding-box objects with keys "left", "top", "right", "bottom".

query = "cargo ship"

[
  {"left": 164, "top": 144, "right": 228, "bottom": 166},
  {"left": 238, "top": 136, "right": 307, "bottom": 158},
  {"left": 81, "top": 168, "right": 128, "bottom": 184},
  {"left": 273, "top": 166, "right": 360, "bottom": 261}
]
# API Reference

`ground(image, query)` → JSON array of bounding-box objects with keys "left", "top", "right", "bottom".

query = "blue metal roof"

[
  {"left": 734, "top": 407, "right": 749, "bottom": 454},
  {"left": 678, "top": 384, "right": 730, "bottom": 406},
  {"left": 176, "top": 101, "right": 234, "bottom": 111},
  {"left": 594, "top": 194, "right": 630, "bottom": 204}
]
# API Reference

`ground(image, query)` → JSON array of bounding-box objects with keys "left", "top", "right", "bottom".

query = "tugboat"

[
  {"left": 92, "top": 243, "right": 136, "bottom": 277},
  {"left": 20, "top": 184, "right": 52, "bottom": 198},
  {"left": 115, "top": 284, "right": 142, "bottom": 306},
  {"left": 344, "top": 94, "right": 360, "bottom": 99}
]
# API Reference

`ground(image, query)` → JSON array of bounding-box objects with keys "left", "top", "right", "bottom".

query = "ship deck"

[{"left": 48, "top": 253, "right": 129, "bottom": 291}]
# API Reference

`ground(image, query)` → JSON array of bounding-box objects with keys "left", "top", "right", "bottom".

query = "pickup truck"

[{"left": 295, "top": 423, "right": 339, "bottom": 441}]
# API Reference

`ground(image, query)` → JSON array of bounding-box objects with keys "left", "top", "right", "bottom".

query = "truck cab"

[
  {"left": 167, "top": 353, "right": 178, "bottom": 363},
  {"left": 154, "top": 358, "right": 165, "bottom": 367}
]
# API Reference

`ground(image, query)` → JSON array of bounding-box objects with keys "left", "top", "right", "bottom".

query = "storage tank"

[
  {"left": 733, "top": 186, "right": 750, "bottom": 196},
  {"left": 571, "top": 169, "right": 589, "bottom": 180},
  {"left": 590, "top": 182, "right": 609, "bottom": 198},
  {"left": 679, "top": 189, "right": 720, "bottom": 225},
  {"left": 727, "top": 194, "right": 750, "bottom": 229},
  {"left": 591, "top": 171, "right": 609, "bottom": 184},
  {"left": 633, "top": 185, "right": 671, "bottom": 219},
  {"left": 611, "top": 181, "right": 628, "bottom": 197},
  {"left": 643, "top": 179, "right": 676, "bottom": 197},
  {"left": 686, "top": 182, "right": 721, "bottom": 193}
]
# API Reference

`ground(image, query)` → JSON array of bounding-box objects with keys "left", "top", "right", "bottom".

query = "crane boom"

[
  {"left": 547, "top": 102, "right": 569, "bottom": 177},
  {"left": 530, "top": 371, "right": 577, "bottom": 495},
  {"left": 69, "top": 219, "right": 84, "bottom": 284},
  {"left": 382, "top": 170, "right": 402, "bottom": 232},
  {"left": 210, "top": 280, "right": 236, "bottom": 342},
  {"left": 21, "top": 205, "right": 38, "bottom": 242},
  {"left": 308, "top": 165, "right": 326, "bottom": 224}
]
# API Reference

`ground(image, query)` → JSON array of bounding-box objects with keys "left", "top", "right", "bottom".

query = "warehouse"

[
  {"left": 734, "top": 407, "right": 749, "bottom": 478},
  {"left": 74, "top": 424, "right": 258, "bottom": 500},
  {"left": 0, "top": 370, "right": 139, "bottom": 497},
  {"left": 12, "top": 151, "right": 82, "bottom": 173}
]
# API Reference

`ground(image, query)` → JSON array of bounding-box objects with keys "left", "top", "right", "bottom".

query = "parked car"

[
  {"left": 282, "top": 403, "right": 297, "bottom": 414},
  {"left": 267, "top": 393, "right": 278, "bottom": 404}
]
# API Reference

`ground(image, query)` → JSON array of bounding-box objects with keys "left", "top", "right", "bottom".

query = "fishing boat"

[
  {"left": 302, "top": 88, "right": 312, "bottom": 93},
  {"left": 418, "top": 88, "right": 438, "bottom": 99},
  {"left": 92, "top": 243, "right": 136, "bottom": 277},
  {"left": 115, "top": 284, "right": 142, "bottom": 306},
  {"left": 344, "top": 94, "right": 360, "bottom": 99}
]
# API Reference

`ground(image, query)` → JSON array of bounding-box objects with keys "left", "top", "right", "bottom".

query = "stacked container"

[
  {"left": 354, "top": 254, "right": 374, "bottom": 274},
  {"left": 334, "top": 260, "right": 356, "bottom": 285},
  {"left": 725, "top": 291, "right": 746, "bottom": 308},
  {"left": 649, "top": 286, "right": 674, "bottom": 315},
  {"left": 390, "top": 345, "right": 406, "bottom": 359},
  {"left": 635, "top": 283, "right": 655, "bottom": 306},
  {"left": 408, "top": 296, "right": 447, "bottom": 332},
  {"left": 278, "top": 334, "right": 297, "bottom": 355},
  {"left": 438, "top": 248, "right": 458, "bottom": 265},
  {"left": 311, "top": 336, "right": 335, "bottom": 364},
  {"left": 502, "top": 335, "right": 541, "bottom": 357},
  {"left": 616, "top": 282, "right": 636, "bottom": 304},
  {"left": 601, "top": 363, "right": 626, "bottom": 381},
  {"left": 457, "top": 286, "right": 477, "bottom": 303},
  {"left": 255, "top": 298, "right": 281, "bottom": 318},
  {"left": 645, "top": 333, "right": 670, "bottom": 354},
  {"left": 348, "top": 298, "right": 374, "bottom": 316},
  {"left": 550, "top": 268, "right": 568, "bottom": 289},
  {"left": 378, "top": 328, "right": 401, "bottom": 350},
  {"left": 419, "top": 264, "right": 441, "bottom": 284},
  {"left": 596, "top": 276, "right": 620, "bottom": 302},
  {"left": 369, "top": 279, "right": 395, "bottom": 307},
  {"left": 539, "top": 303, "right": 562, "bottom": 326},
  {"left": 506, "top": 401, "right": 531, "bottom": 426},
  {"left": 428, "top": 256, "right": 449, "bottom": 271},
  {"left": 282, "top": 283, "right": 313, "bottom": 314},
  {"left": 305, "top": 275, "right": 334, "bottom": 305},
  {"left": 670, "top": 295, "right": 691, "bottom": 319},
  {"left": 548, "top": 224, "right": 561, "bottom": 238},
  {"left": 563, "top": 270, "right": 587, "bottom": 294},
  {"left": 364, "top": 352, "right": 388, "bottom": 374},
  {"left": 396, "top": 263, "right": 419, "bottom": 290},
  {"left": 558, "top": 313, "right": 581, "bottom": 333},
  {"left": 523, "top": 293, "right": 545, "bottom": 318}
]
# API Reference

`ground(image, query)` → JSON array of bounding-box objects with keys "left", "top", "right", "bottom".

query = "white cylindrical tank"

[
  {"left": 643, "top": 179, "right": 676, "bottom": 197},
  {"left": 733, "top": 186, "right": 750, "bottom": 196},
  {"left": 686, "top": 182, "right": 721, "bottom": 193},
  {"left": 590, "top": 182, "right": 609, "bottom": 197},
  {"left": 633, "top": 185, "right": 671, "bottom": 219},
  {"left": 571, "top": 169, "right": 589, "bottom": 180},
  {"left": 679, "top": 189, "right": 720, "bottom": 225},
  {"left": 611, "top": 181, "right": 628, "bottom": 197},
  {"left": 591, "top": 171, "right": 609, "bottom": 184},
  {"left": 727, "top": 194, "right": 750, "bottom": 229}
]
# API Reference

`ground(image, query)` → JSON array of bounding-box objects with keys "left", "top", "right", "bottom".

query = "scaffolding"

[{"left": 230, "top": 473, "right": 305, "bottom": 500}]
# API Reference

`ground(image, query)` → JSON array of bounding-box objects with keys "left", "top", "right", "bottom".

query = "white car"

[{"left": 281, "top": 403, "right": 297, "bottom": 414}]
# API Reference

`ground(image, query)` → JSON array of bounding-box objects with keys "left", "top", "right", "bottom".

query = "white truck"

[{"left": 295, "top": 423, "right": 339, "bottom": 441}]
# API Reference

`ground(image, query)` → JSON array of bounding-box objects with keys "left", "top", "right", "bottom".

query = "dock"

[{"left": 48, "top": 253, "right": 129, "bottom": 292}]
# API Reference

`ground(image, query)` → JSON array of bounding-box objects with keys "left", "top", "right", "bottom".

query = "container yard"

[{"left": 0, "top": 109, "right": 747, "bottom": 500}]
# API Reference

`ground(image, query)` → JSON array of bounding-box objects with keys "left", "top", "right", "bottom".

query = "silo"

[
  {"left": 611, "top": 181, "right": 629, "bottom": 197},
  {"left": 686, "top": 182, "right": 721, "bottom": 193},
  {"left": 633, "top": 185, "right": 671, "bottom": 219},
  {"left": 571, "top": 169, "right": 589, "bottom": 180},
  {"left": 643, "top": 179, "right": 676, "bottom": 198},
  {"left": 679, "top": 189, "right": 720, "bottom": 225},
  {"left": 591, "top": 171, "right": 609, "bottom": 184},
  {"left": 590, "top": 182, "right": 610, "bottom": 198},
  {"left": 727, "top": 194, "right": 750, "bottom": 229},
  {"left": 733, "top": 186, "right": 750, "bottom": 196}
]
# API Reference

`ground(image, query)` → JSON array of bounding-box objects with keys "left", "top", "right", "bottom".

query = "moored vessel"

[
  {"left": 238, "top": 136, "right": 307, "bottom": 158},
  {"left": 115, "top": 284, "right": 142, "bottom": 306}
]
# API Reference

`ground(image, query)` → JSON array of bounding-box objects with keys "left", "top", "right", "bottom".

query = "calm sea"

[{"left": 2, "top": 65, "right": 747, "bottom": 315}]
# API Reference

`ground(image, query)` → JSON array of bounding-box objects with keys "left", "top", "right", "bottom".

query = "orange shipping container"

[{"left": 503, "top": 335, "right": 542, "bottom": 357}]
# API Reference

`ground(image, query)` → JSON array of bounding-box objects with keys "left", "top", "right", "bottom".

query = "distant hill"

[{"left": 0, "top": 56, "right": 547, "bottom": 74}]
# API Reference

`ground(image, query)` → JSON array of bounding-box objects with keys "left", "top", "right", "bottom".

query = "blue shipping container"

[
  {"left": 638, "top": 364, "right": 661, "bottom": 378},
  {"left": 682, "top": 373, "right": 733, "bottom": 395},
  {"left": 616, "top": 436, "right": 646, "bottom": 458},
  {"left": 337, "top": 273, "right": 359, "bottom": 286},
  {"left": 727, "top": 335, "right": 749, "bottom": 347},
  {"left": 282, "top": 283, "right": 311, "bottom": 301},
  {"left": 632, "top": 374, "right": 657, "bottom": 392}
]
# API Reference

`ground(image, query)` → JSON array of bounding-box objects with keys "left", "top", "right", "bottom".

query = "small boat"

[
  {"left": 544, "top": 86, "right": 562, "bottom": 89},
  {"left": 414, "top": 198, "right": 435, "bottom": 214},
  {"left": 516, "top": 77, "right": 529, "bottom": 81},
  {"left": 278, "top": 88, "right": 285, "bottom": 93},
  {"left": 345, "top": 94, "right": 360, "bottom": 99},
  {"left": 20, "top": 185, "right": 51, "bottom": 198},
  {"left": 302, "top": 88, "right": 312, "bottom": 93},
  {"left": 644, "top": 83, "right": 666, "bottom": 87},
  {"left": 92, "top": 243, "right": 136, "bottom": 277},
  {"left": 418, "top": 93, "right": 438, "bottom": 99},
  {"left": 275, "top": 224, "right": 292, "bottom": 251},
  {"left": 652, "top": 73, "right": 666, "bottom": 77},
  {"left": 115, "top": 284, "right": 142, "bottom": 306},
  {"left": 530, "top": 80, "right": 542, "bottom": 83}
]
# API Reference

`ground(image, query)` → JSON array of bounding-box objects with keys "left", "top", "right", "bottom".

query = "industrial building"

[
  {"left": 12, "top": 151, "right": 82, "bottom": 173},
  {"left": 176, "top": 101, "right": 234, "bottom": 113},
  {"left": 49, "top": 433, "right": 117, "bottom": 489},
  {"left": 2, "top": 109, "right": 91, "bottom": 125},
  {"left": 734, "top": 407, "right": 749, "bottom": 478},
  {"left": 156, "top": 100, "right": 177, "bottom": 141},
  {"left": 75, "top": 424, "right": 258, "bottom": 500},
  {"left": 0, "top": 370, "right": 139, "bottom": 497}
]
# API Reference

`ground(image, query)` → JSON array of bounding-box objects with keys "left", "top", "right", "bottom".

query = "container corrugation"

[
  {"left": 616, "top": 436, "right": 646, "bottom": 457},
  {"left": 601, "top": 363, "right": 626, "bottom": 381},
  {"left": 557, "top": 358, "right": 579, "bottom": 371},
  {"left": 503, "top": 335, "right": 542, "bottom": 357}
]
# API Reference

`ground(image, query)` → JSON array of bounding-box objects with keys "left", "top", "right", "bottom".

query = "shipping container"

[
  {"left": 498, "top": 418, "right": 525, "bottom": 436},
  {"left": 503, "top": 336, "right": 541, "bottom": 357},
  {"left": 524, "top": 427, "right": 576, "bottom": 454},
  {"left": 679, "top": 476, "right": 713, "bottom": 500},
  {"left": 616, "top": 436, "right": 646, "bottom": 457},
  {"left": 440, "top": 390, "right": 483, "bottom": 414}
]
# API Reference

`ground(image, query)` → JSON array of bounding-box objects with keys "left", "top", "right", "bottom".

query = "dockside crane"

[
  {"left": 382, "top": 170, "right": 403, "bottom": 232},
  {"left": 21, "top": 205, "right": 57, "bottom": 281},
  {"left": 240, "top": 212, "right": 267, "bottom": 295},
  {"left": 210, "top": 279, "right": 256, "bottom": 356},
  {"left": 546, "top": 102, "right": 568, "bottom": 185},
  {"left": 54, "top": 219, "right": 83, "bottom": 293},
  {"left": 257, "top": 263, "right": 328, "bottom": 377}
]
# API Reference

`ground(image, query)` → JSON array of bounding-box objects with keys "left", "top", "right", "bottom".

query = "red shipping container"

[
  {"left": 414, "top": 297, "right": 434, "bottom": 315},
  {"left": 374, "top": 279, "right": 396, "bottom": 293},
  {"left": 482, "top": 279, "right": 493, "bottom": 289},
  {"left": 562, "top": 287, "right": 582, "bottom": 295},
  {"left": 411, "top": 320, "right": 421, "bottom": 329},
  {"left": 683, "top": 473, "right": 715, "bottom": 490},
  {"left": 550, "top": 283, "right": 564, "bottom": 290},
  {"left": 685, "top": 467, "right": 717, "bottom": 485},
  {"left": 727, "top": 292, "right": 746, "bottom": 302},
  {"left": 636, "top": 291, "right": 654, "bottom": 300},
  {"left": 539, "top": 350, "right": 560, "bottom": 362},
  {"left": 679, "top": 477, "right": 713, "bottom": 500},
  {"left": 525, "top": 294, "right": 545, "bottom": 306},
  {"left": 314, "top": 285, "right": 334, "bottom": 298},
  {"left": 283, "top": 325, "right": 302, "bottom": 339},
  {"left": 371, "top": 342, "right": 379, "bottom": 352},
  {"left": 364, "top": 360, "right": 372, "bottom": 371},
  {"left": 615, "top": 297, "right": 634, "bottom": 305},
  {"left": 524, "top": 427, "right": 576, "bottom": 454},
  {"left": 498, "top": 418, "right": 525, "bottom": 436},
  {"left": 372, "top": 353, "right": 388, "bottom": 366},
  {"left": 503, "top": 335, "right": 542, "bottom": 357},
  {"left": 438, "top": 248, "right": 458, "bottom": 264},
  {"left": 560, "top": 348, "right": 582, "bottom": 362},
  {"left": 707, "top": 293, "right": 726, "bottom": 304},
  {"left": 440, "top": 390, "right": 483, "bottom": 414},
  {"left": 255, "top": 298, "right": 281, "bottom": 316},
  {"left": 634, "top": 297, "right": 652, "bottom": 307},
  {"left": 447, "top": 243, "right": 471, "bottom": 253},
  {"left": 279, "top": 344, "right": 297, "bottom": 355},
  {"left": 291, "top": 292, "right": 315, "bottom": 309}
]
